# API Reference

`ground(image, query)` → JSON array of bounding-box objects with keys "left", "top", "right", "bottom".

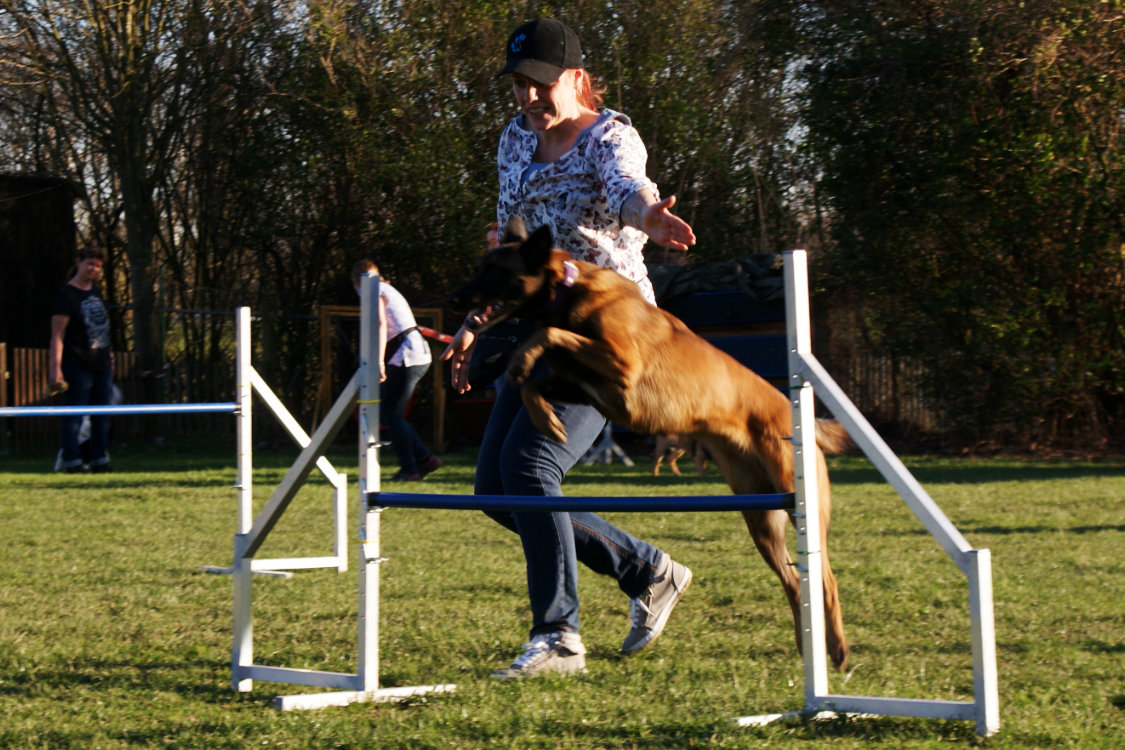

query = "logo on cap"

[{"left": 511, "top": 33, "right": 526, "bottom": 54}]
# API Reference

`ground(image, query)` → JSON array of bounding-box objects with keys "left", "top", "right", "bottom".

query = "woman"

[
  {"left": 352, "top": 260, "right": 442, "bottom": 481},
  {"left": 443, "top": 18, "right": 696, "bottom": 679}
]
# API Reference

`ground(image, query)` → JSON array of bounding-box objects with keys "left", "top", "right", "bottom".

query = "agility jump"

[
  {"left": 0, "top": 309, "right": 350, "bottom": 580},
  {"left": 221, "top": 251, "right": 998, "bottom": 737}
]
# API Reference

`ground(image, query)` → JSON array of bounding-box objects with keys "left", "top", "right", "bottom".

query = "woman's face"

[{"left": 511, "top": 70, "right": 581, "bottom": 132}]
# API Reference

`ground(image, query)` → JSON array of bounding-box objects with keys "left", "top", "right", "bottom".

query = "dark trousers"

[
  {"left": 382, "top": 361, "right": 431, "bottom": 473},
  {"left": 474, "top": 362, "right": 662, "bottom": 636},
  {"left": 59, "top": 360, "right": 112, "bottom": 468}
]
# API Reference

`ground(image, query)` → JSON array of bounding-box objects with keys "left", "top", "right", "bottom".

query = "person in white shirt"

[{"left": 352, "top": 259, "right": 441, "bottom": 481}]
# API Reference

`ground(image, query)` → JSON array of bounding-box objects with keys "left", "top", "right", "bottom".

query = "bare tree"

[{"left": 0, "top": 0, "right": 204, "bottom": 377}]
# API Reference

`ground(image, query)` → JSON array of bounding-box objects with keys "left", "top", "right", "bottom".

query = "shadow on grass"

[
  {"left": 0, "top": 655, "right": 232, "bottom": 703},
  {"left": 533, "top": 712, "right": 985, "bottom": 746},
  {"left": 1087, "top": 639, "right": 1125, "bottom": 655},
  {"left": 19, "top": 475, "right": 241, "bottom": 490},
  {"left": 827, "top": 460, "right": 1125, "bottom": 486},
  {"left": 879, "top": 523, "right": 1125, "bottom": 537}
]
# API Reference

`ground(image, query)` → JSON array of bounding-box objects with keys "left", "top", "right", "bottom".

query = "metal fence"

[
  {"left": 3, "top": 321, "right": 941, "bottom": 454},
  {"left": 827, "top": 351, "right": 938, "bottom": 432}
]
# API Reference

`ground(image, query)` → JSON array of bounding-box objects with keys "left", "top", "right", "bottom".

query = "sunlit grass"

[{"left": 0, "top": 438, "right": 1122, "bottom": 747}]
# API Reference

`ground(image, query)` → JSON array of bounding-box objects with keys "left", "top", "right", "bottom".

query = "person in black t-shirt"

[{"left": 48, "top": 245, "right": 114, "bottom": 473}]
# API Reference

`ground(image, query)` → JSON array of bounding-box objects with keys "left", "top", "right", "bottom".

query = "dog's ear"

[
  {"left": 501, "top": 216, "right": 528, "bottom": 244},
  {"left": 520, "top": 224, "right": 554, "bottom": 272}
]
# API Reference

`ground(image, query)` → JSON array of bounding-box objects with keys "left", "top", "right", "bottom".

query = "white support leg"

[
  {"left": 968, "top": 549, "right": 1001, "bottom": 736},
  {"left": 357, "top": 272, "right": 382, "bottom": 692},
  {"left": 736, "top": 250, "right": 1001, "bottom": 737},
  {"left": 333, "top": 473, "right": 348, "bottom": 573},
  {"left": 232, "top": 308, "right": 254, "bottom": 692},
  {"left": 231, "top": 533, "right": 254, "bottom": 692},
  {"left": 236, "top": 307, "right": 253, "bottom": 535}
]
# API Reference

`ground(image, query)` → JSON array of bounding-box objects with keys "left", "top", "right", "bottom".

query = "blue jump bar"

[
  {"left": 370, "top": 492, "right": 794, "bottom": 513},
  {"left": 0, "top": 403, "right": 238, "bottom": 417}
]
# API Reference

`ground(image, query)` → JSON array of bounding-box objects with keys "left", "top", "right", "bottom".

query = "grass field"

[{"left": 1, "top": 437, "right": 1123, "bottom": 748}]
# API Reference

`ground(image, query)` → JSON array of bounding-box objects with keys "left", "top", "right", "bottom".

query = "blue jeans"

[
  {"left": 382, "top": 362, "right": 432, "bottom": 473},
  {"left": 60, "top": 360, "right": 112, "bottom": 469},
  {"left": 475, "top": 363, "right": 663, "bottom": 637}
]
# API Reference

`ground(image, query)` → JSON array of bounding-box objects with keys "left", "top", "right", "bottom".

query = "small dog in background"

[
  {"left": 652, "top": 434, "right": 687, "bottom": 476},
  {"left": 652, "top": 434, "right": 712, "bottom": 477}
]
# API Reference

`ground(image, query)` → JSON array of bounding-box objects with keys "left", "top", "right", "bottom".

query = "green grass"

[{"left": 1, "top": 438, "right": 1123, "bottom": 748}]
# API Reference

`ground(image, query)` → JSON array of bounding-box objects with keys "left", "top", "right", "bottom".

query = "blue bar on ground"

[{"left": 370, "top": 492, "right": 794, "bottom": 513}]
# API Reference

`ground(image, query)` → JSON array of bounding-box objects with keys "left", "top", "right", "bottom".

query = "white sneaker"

[
  {"left": 622, "top": 555, "right": 692, "bottom": 653},
  {"left": 491, "top": 631, "right": 587, "bottom": 680}
]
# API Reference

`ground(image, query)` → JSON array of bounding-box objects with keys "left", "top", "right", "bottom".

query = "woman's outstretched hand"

[
  {"left": 441, "top": 325, "right": 477, "bottom": 394},
  {"left": 641, "top": 195, "right": 696, "bottom": 251}
]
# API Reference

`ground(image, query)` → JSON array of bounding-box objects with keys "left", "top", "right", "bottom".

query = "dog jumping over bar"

[{"left": 448, "top": 217, "right": 850, "bottom": 670}]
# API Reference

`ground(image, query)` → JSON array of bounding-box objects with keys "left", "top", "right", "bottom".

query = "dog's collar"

[{"left": 551, "top": 261, "right": 579, "bottom": 310}]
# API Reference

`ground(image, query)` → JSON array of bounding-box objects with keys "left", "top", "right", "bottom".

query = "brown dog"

[{"left": 449, "top": 218, "right": 850, "bottom": 670}]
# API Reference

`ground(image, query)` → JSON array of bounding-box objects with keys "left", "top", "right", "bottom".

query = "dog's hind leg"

[
  {"left": 746, "top": 432, "right": 849, "bottom": 669},
  {"left": 813, "top": 449, "right": 849, "bottom": 670},
  {"left": 706, "top": 442, "right": 806, "bottom": 659},
  {"left": 741, "top": 506, "right": 806, "bottom": 655},
  {"left": 518, "top": 380, "right": 569, "bottom": 443}
]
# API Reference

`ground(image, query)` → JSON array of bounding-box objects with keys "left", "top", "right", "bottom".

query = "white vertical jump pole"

[
  {"left": 237, "top": 307, "right": 253, "bottom": 536},
  {"left": 232, "top": 307, "right": 254, "bottom": 691},
  {"left": 786, "top": 250, "right": 831, "bottom": 705},
  {"left": 356, "top": 271, "right": 382, "bottom": 693},
  {"left": 737, "top": 251, "right": 1000, "bottom": 736}
]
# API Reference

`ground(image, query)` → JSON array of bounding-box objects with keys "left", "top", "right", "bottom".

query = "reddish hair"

[{"left": 575, "top": 69, "right": 606, "bottom": 111}]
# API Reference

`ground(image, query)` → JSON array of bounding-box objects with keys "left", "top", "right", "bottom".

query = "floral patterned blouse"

[{"left": 496, "top": 109, "right": 659, "bottom": 303}]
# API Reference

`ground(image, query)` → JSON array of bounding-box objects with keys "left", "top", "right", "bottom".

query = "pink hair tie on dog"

[{"left": 562, "top": 260, "right": 579, "bottom": 287}]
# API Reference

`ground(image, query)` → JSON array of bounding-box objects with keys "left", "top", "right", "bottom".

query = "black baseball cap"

[{"left": 496, "top": 18, "right": 584, "bottom": 84}]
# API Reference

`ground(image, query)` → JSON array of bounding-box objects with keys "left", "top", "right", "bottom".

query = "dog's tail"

[{"left": 815, "top": 418, "right": 851, "bottom": 455}]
